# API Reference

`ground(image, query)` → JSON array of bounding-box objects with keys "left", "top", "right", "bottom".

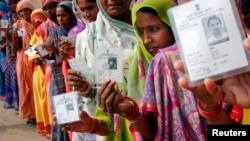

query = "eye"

[
  {"left": 148, "top": 26, "right": 159, "bottom": 32},
  {"left": 86, "top": 6, "right": 94, "bottom": 11}
]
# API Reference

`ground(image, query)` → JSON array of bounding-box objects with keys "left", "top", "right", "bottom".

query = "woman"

[
  {"left": 62, "top": 0, "right": 137, "bottom": 140},
  {"left": 45, "top": 1, "right": 78, "bottom": 141},
  {"left": 98, "top": 0, "right": 243, "bottom": 140},
  {"left": 29, "top": 8, "right": 51, "bottom": 137},
  {"left": 2, "top": 0, "right": 19, "bottom": 111},
  {"left": 13, "top": 0, "right": 35, "bottom": 124},
  {"left": 0, "top": 2, "right": 8, "bottom": 100}
]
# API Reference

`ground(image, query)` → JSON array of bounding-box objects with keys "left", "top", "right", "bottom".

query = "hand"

[
  {"left": 174, "top": 38, "right": 250, "bottom": 108},
  {"left": 53, "top": 111, "right": 94, "bottom": 132},
  {"left": 58, "top": 38, "right": 75, "bottom": 60},
  {"left": 98, "top": 79, "right": 134, "bottom": 114},
  {"left": 67, "top": 69, "right": 90, "bottom": 96}
]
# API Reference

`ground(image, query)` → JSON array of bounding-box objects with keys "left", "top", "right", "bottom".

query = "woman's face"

[
  {"left": 208, "top": 18, "right": 222, "bottom": 36},
  {"left": 56, "top": 7, "right": 73, "bottom": 29},
  {"left": 78, "top": 0, "right": 99, "bottom": 22},
  {"left": 19, "top": 8, "right": 32, "bottom": 22},
  {"left": 43, "top": 3, "right": 57, "bottom": 21},
  {"left": 136, "top": 11, "right": 174, "bottom": 56},
  {"left": 100, "top": 0, "right": 131, "bottom": 19}
]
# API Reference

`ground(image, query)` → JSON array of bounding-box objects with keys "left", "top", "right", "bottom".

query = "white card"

[
  {"left": 17, "top": 28, "right": 25, "bottom": 37},
  {"left": 95, "top": 47, "right": 123, "bottom": 84},
  {"left": 53, "top": 92, "right": 80, "bottom": 125},
  {"left": 24, "top": 47, "right": 37, "bottom": 56},
  {"left": 168, "top": 0, "right": 250, "bottom": 86},
  {"left": 36, "top": 44, "right": 49, "bottom": 57},
  {"left": 68, "top": 58, "right": 94, "bottom": 82},
  {"left": 1, "top": 19, "right": 8, "bottom": 29}
]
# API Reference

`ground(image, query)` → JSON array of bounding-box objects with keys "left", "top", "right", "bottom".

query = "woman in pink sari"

[{"left": 13, "top": 0, "right": 35, "bottom": 124}]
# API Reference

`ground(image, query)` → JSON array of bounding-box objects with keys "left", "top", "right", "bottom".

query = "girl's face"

[
  {"left": 19, "top": 8, "right": 32, "bottom": 22},
  {"left": 78, "top": 0, "right": 99, "bottom": 22},
  {"left": 135, "top": 11, "right": 174, "bottom": 56},
  {"left": 56, "top": 7, "right": 73, "bottom": 29}
]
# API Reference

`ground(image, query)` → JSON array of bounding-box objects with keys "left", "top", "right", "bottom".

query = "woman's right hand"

[
  {"left": 97, "top": 79, "right": 135, "bottom": 115},
  {"left": 67, "top": 69, "right": 90, "bottom": 97}
]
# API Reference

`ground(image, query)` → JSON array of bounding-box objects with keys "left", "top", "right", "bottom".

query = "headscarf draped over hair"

[
  {"left": 16, "top": 0, "right": 35, "bottom": 16},
  {"left": 0, "top": 2, "right": 9, "bottom": 13},
  {"left": 57, "top": 1, "right": 76, "bottom": 25},
  {"left": 42, "top": 0, "right": 61, "bottom": 8},
  {"left": 31, "top": 9, "right": 47, "bottom": 29},
  {"left": 127, "top": 0, "right": 174, "bottom": 101}
]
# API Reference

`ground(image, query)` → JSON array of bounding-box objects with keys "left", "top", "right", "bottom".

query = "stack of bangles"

[
  {"left": 120, "top": 96, "right": 142, "bottom": 124},
  {"left": 197, "top": 100, "right": 222, "bottom": 119},
  {"left": 81, "top": 81, "right": 92, "bottom": 96}
]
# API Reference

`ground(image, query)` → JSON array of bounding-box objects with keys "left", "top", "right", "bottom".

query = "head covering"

[
  {"left": 42, "top": 0, "right": 60, "bottom": 8},
  {"left": 0, "top": 2, "right": 9, "bottom": 13},
  {"left": 126, "top": 0, "right": 174, "bottom": 102},
  {"left": 75, "top": 0, "right": 137, "bottom": 139},
  {"left": 57, "top": 1, "right": 77, "bottom": 26},
  {"left": 31, "top": 9, "right": 47, "bottom": 29},
  {"left": 16, "top": 0, "right": 35, "bottom": 16}
]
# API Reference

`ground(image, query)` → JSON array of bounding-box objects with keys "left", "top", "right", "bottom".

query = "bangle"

[
  {"left": 129, "top": 112, "right": 142, "bottom": 124},
  {"left": 87, "top": 118, "right": 101, "bottom": 134},
  {"left": 197, "top": 100, "right": 222, "bottom": 119},
  {"left": 119, "top": 96, "right": 140, "bottom": 121},
  {"left": 81, "top": 81, "right": 92, "bottom": 96}
]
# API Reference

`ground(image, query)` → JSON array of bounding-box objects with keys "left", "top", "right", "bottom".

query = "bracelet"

[
  {"left": 197, "top": 100, "right": 222, "bottom": 119},
  {"left": 87, "top": 118, "right": 101, "bottom": 134},
  {"left": 119, "top": 96, "right": 140, "bottom": 121},
  {"left": 129, "top": 112, "right": 142, "bottom": 124},
  {"left": 81, "top": 81, "right": 92, "bottom": 96}
]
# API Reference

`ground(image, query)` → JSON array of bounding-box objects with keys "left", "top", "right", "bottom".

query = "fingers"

[
  {"left": 204, "top": 78, "right": 225, "bottom": 101},
  {"left": 243, "top": 38, "right": 250, "bottom": 51},
  {"left": 174, "top": 60, "right": 185, "bottom": 73},
  {"left": 98, "top": 79, "right": 116, "bottom": 111},
  {"left": 105, "top": 91, "right": 118, "bottom": 113},
  {"left": 67, "top": 69, "right": 87, "bottom": 91}
]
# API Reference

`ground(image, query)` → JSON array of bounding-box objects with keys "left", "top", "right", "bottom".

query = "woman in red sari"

[{"left": 13, "top": 0, "right": 35, "bottom": 124}]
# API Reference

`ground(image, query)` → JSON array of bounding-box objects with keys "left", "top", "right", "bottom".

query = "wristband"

[{"left": 197, "top": 100, "right": 222, "bottom": 119}]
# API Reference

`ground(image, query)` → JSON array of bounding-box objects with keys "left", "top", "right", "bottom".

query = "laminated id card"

[
  {"left": 168, "top": 0, "right": 250, "bottom": 86},
  {"left": 53, "top": 92, "right": 80, "bottom": 125}
]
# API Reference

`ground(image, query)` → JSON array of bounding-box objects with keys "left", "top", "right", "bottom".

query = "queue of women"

[{"left": 0, "top": 0, "right": 249, "bottom": 141}]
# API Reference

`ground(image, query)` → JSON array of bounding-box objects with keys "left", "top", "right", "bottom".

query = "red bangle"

[
  {"left": 197, "top": 101, "right": 222, "bottom": 119},
  {"left": 120, "top": 96, "right": 139, "bottom": 121}
]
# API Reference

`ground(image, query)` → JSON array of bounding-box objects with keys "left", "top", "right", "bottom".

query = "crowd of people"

[{"left": 0, "top": 0, "right": 249, "bottom": 141}]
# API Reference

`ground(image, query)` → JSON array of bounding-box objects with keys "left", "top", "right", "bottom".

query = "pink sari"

[{"left": 140, "top": 44, "right": 207, "bottom": 141}]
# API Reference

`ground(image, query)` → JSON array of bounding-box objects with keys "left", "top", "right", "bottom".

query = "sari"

[
  {"left": 2, "top": 0, "right": 19, "bottom": 110},
  {"left": 75, "top": 0, "right": 137, "bottom": 140},
  {"left": 140, "top": 45, "right": 207, "bottom": 141},
  {"left": 15, "top": 0, "right": 35, "bottom": 119},
  {"left": 0, "top": 2, "right": 8, "bottom": 100},
  {"left": 29, "top": 8, "right": 51, "bottom": 136}
]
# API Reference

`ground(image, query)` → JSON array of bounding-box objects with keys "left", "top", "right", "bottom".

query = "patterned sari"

[{"left": 140, "top": 45, "right": 207, "bottom": 141}]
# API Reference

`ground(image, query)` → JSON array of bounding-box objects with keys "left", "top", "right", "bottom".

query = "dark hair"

[
  {"left": 57, "top": 5, "right": 77, "bottom": 26},
  {"left": 138, "top": 7, "right": 158, "bottom": 17}
]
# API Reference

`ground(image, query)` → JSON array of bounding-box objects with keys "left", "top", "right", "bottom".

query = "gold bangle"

[{"left": 81, "top": 81, "right": 92, "bottom": 96}]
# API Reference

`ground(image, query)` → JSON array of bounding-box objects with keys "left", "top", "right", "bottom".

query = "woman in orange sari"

[{"left": 13, "top": 0, "right": 35, "bottom": 124}]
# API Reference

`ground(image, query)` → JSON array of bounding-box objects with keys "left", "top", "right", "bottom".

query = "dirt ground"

[{"left": 0, "top": 101, "right": 48, "bottom": 141}]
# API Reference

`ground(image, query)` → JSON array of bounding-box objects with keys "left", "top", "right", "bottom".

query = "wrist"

[
  {"left": 197, "top": 100, "right": 222, "bottom": 119},
  {"left": 87, "top": 118, "right": 101, "bottom": 134}
]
